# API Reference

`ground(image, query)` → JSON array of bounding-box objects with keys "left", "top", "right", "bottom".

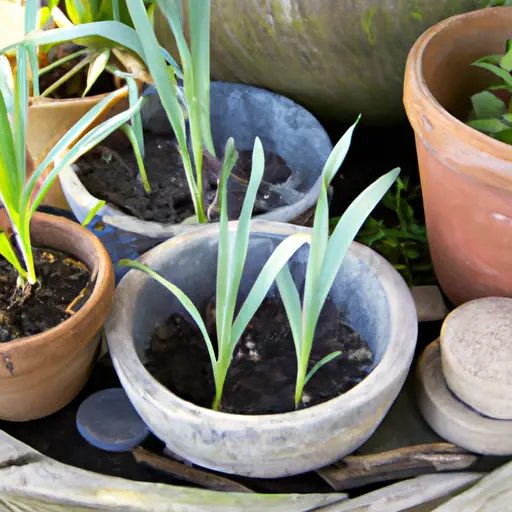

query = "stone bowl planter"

[
  {"left": 105, "top": 220, "right": 418, "bottom": 478},
  {"left": 60, "top": 82, "right": 333, "bottom": 280}
]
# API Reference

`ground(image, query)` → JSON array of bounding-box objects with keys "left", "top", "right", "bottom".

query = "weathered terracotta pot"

[
  {"left": 0, "top": 213, "right": 114, "bottom": 421},
  {"left": 28, "top": 87, "right": 131, "bottom": 210},
  {"left": 156, "top": 1, "right": 480, "bottom": 123},
  {"left": 404, "top": 7, "right": 512, "bottom": 306}
]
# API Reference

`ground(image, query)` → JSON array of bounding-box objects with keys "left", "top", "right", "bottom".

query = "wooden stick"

[
  {"left": 132, "top": 447, "right": 254, "bottom": 494},
  {"left": 317, "top": 443, "right": 478, "bottom": 491}
]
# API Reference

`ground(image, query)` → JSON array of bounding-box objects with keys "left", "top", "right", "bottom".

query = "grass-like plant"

[
  {"left": 120, "top": 137, "right": 310, "bottom": 410},
  {"left": 5, "top": 1, "right": 211, "bottom": 220},
  {"left": 467, "top": 40, "right": 512, "bottom": 144},
  {"left": 275, "top": 118, "right": 399, "bottom": 406},
  {"left": 0, "top": 24, "right": 144, "bottom": 287},
  {"left": 120, "top": 120, "right": 400, "bottom": 410},
  {"left": 124, "top": 0, "right": 215, "bottom": 223},
  {"left": 36, "top": 0, "right": 154, "bottom": 98}
]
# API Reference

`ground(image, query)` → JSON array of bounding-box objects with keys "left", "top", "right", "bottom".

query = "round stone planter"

[{"left": 105, "top": 220, "right": 418, "bottom": 478}]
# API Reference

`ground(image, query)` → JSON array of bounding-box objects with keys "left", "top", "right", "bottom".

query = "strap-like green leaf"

[
  {"left": 216, "top": 138, "right": 238, "bottom": 346},
  {"left": 118, "top": 259, "right": 218, "bottom": 381},
  {"left": 223, "top": 138, "right": 265, "bottom": 353},
  {"left": 83, "top": 49, "right": 110, "bottom": 97},
  {"left": 1, "top": 21, "right": 145, "bottom": 58},
  {"left": 0, "top": 232, "right": 26, "bottom": 280},
  {"left": 188, "top": 0, "right": 215, "bottom": 156},
  {"left": 317, "top": 168, "right": 400, "bottom": 310},
  {"left": 81, "top": 199, "right": 106, "bottom": 227},
  {"left": 231, "top": 233, "right": 310, "bottom": 346},
  {"left": 24, "top": 87, "right": 134, "bottom": 214},
  {"left": 303, "top": 351, "right": 341, "bottom": 386},
  {"left": 276, "top": 263, "right": 303, "bottom": 358},
  {"left": 28, "top": 97, "right": 145, "bottom": 217}
]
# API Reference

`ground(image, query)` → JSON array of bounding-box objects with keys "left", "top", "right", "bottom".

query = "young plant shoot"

[
  {"left": 0, "top": 44, "right": 144, "bottom": 288},
  {"left": 124, "top": 0, "right": 215, "bottom": 223},
  {"left": 119, "top": 138, "right": 310, "bottom": 411},
  {"left": 276, "top": 118, "right": 400, "bottom": 407}
]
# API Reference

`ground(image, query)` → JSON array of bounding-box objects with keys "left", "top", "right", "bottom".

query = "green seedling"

[{"left": 276, "top": 118, "right": 400, "bottom": 406}]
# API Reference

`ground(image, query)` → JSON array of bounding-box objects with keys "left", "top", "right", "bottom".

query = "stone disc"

[
  {"left": 416, "top": 340, "right": 512, "bottom": 456},
  {"left": 76, "top": 388, "right": 149, "bottom": 452}
]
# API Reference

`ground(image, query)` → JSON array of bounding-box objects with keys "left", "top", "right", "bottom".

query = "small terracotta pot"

[
  {"left": 404, "top": 8, "right": 512, "bottom": 306},
  {"left": 27, "top": 85, "right": 132, "bottom": 211},
  {"left": 0, "top": 213, "right": 114, "bottom": 421}
]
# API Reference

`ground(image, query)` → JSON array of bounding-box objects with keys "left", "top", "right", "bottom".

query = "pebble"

[{"left": 76, "top": 388, "right": 149, "bottom": 452}]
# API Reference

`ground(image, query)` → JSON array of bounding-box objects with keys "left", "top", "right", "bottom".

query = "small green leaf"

[
  {"left": 0, "top": 232, "right": 27, "bottom": 280},
  {"left": 473, "top": 61, "right": 512, "bottom": 87},
  {"left": 83, "top": 49, "right": 110, "bottom": 97},
  {"left": 495, "top": 128, "right": 512, "bottom": 144},
  {"left": 304, "top": 351, "right": 342, "bottom": 387},
  {"left": 470, "top": 91, "right": 507, "bottom": 119},
  {"left": 467, "top": 118, "right": 510, "bottom": 133},
  {"left": 501, "top": 47, "right": 512, "bottom": 71},
  {"left": 81, "top": 200, "right": 106, "bottom": 227}
]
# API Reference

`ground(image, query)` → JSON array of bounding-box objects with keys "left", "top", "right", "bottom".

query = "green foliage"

[
  {"left": 467, "top": 40, "right": 512, "bottom": 144},
  {"left": 485, "top": 0, "right": 512, "bottom": 6},
  {"left": 277, "top": 118, "right": 400, "bottom": 406},
  {"left": 350, "top": 177, "right": 434, "bottom": 287},
  {"left": 37, "top": 0, "right": 155, "bottom": 98},
  {"left": 0, "top": 7, "right": 144, "bottom": 287},
  {"left": 121, "top": 119, "right": 401, "bottom": 410},
  {"left": 120, "top": 138, "right": 310, "bottom": 410},
  {"left": 125, "top": 0, "right": 215, "bottom": 223}
]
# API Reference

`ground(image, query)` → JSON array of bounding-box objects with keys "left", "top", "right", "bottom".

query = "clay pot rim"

[
  {"left": 107, "top": 219, "right": 418, "bottom": 424},
  {"left": 405, "top": 6, "right": 512, "bottom": 161},
  {"left": 0, "top": 212, "right": 112, "bottom": 352},
  {"left": 28, "top": 83, "right": 130, "bottom": 108}
]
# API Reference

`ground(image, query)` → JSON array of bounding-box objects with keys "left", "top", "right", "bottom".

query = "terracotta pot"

[
  {"left": 404, "top": 7, "right": 512, "bottom": 306},
  {"left": 28, "top": 87, "right": 131, "bottom": 211},
  {"left": 0, "top": 213, "right": 114, "bottom": 421}
]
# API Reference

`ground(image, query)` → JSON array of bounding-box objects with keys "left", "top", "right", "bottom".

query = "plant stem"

[{"left": 41, "top": 56, "right": 91, "bottom": 98}]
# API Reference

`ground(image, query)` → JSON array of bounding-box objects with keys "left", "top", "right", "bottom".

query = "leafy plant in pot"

[
  {"left": 49, "top": 0, "right": 333, "bottom": 271},
  {"left": 0, "top": 42, "right": 144, "bottom": 421},
  {"left": 105, "top": 120, "right": 418, "bottom": 477},
  {"left": 0, "top": 0, "right": 152, "bottom": 209},
  {"left": 404, "top": 6, "right": 512, "bottom": 305}
]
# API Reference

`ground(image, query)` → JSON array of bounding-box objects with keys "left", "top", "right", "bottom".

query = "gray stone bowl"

[
  {"left": 60, "top": 82, "right": 333, "bottom": 240},
  {"left": 105, "top": 221, "right": 418, "bottom": 478}
]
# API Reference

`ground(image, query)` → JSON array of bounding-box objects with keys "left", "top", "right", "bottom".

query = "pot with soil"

[
  {"left": 0, "top": 1, "right": 147, "bottom": 210},
  {"left": 0, "top": 213, "right": 114, "bottom": 421},
  {"left": 404, "top": 7, "right": 512, "bottom": 306},
  {"left": 105, "top": 220, "right": 417, "bottom": 478},
  {"left": 60, "top": 82, "right": 334, "bottom": 270}
]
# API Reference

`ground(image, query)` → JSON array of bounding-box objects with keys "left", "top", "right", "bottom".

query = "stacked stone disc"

[{"left": 416, "top": 297, "right": 512, "bottom": 455}]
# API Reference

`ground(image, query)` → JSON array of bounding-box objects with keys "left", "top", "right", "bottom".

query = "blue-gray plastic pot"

[
  {"left": 105, "top": 220, "right": 418, "bottom": 478},
  {"left": 60, "top": 82, "right": 333, "bottom": 279}
]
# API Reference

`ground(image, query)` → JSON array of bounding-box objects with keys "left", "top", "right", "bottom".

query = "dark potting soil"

[
  {"left": 76, "top": 133, "right": 293, "bottom": 224},
  {"left": 145, "top": 296, "right": 373, "bottom": 415},
  {"left": 0, "top": 248, "right": 91, "bottom": 342}
]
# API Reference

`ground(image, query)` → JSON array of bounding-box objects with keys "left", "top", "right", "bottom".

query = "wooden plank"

[
  {"left": 316, "top": 473, "right": 483, "bottom": 511},
  {"left": 434, "top": 460, "right": 512, "bottom": 511},
  {"left": 0, "top": 430, "right": 346, "bottom": 511},
  {"left": 317, "top": 443, "right": 478, "bottom": 490}
]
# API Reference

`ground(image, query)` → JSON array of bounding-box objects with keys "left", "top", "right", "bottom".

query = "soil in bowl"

[
  {"left": 76, "top": 132, "right": 297, "bottom": 224},
  {"left": 0, "top": 248, "right": 91, "bottom": 342},
  {"left": 145, "top": 296, "right": 374, "bottom": 415}
]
